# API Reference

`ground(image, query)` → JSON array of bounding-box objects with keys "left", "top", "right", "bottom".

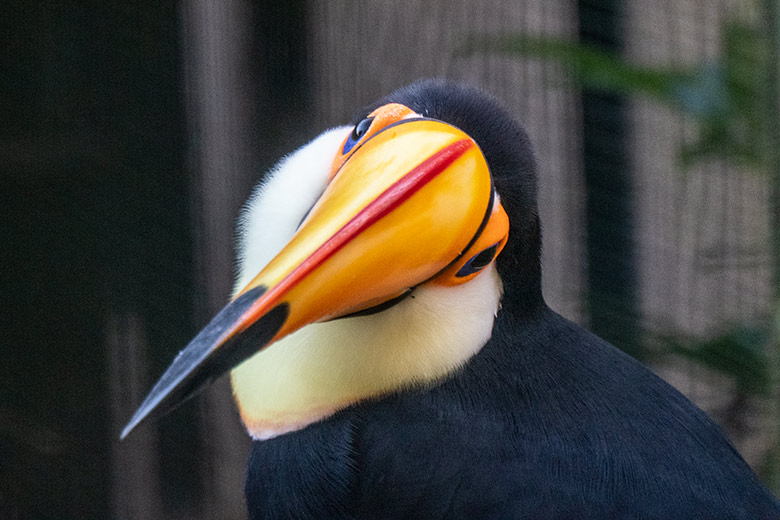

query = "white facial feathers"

[{"left": 233, "top": 126, "right": 352, "bottom": 295}]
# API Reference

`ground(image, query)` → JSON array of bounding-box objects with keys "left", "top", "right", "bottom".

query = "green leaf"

[
  {"left": 463, "top": 35, "right": 695, "bottom": 105},
  {"left": 662, "top": 326, "right": 771, "bottom": 397},
  {"left": 464, "top": 25, "right": 773, "bottom": 171}
]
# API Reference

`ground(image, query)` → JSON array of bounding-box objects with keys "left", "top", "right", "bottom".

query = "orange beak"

[{"left": 121, "top": 118, "right": 494, "bottom": 438}]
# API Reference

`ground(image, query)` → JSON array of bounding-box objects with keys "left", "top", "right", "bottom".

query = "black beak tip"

[
  {"left": 119, "top": 287, "right": 289, "bottom": 440},
  {"left": 120, "top": 411, "right": 146, "bottom": 440}
]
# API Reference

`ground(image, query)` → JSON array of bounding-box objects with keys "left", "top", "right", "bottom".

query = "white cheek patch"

[
  {"left": 233, "top": 126, "right": 352, "bottom": 295},
  {"left": 231, "top": 264, "right": 503, "bottom": 440}
]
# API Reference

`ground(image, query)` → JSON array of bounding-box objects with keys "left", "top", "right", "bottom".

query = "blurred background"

[{"left": 2, "top": 0, "right": 779, "bottom": 518}]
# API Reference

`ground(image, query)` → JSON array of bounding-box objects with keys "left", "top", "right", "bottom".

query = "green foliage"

[
  {"left": 464, "top": 35, "right": 693, "bottom": 103},
  {"left": 464, "top": 18, "right": 772, "bottom": 170},
  {"left": 661, "top": 326, "right": 771, "bottom": 397}
]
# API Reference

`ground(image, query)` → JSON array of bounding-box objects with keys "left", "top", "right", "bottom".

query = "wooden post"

[
  {"left": 107, "top": 311, "right": 163, "bottom": 520},
  {"left": 181, "top": 0, "right": 258, "bottom": 517}
]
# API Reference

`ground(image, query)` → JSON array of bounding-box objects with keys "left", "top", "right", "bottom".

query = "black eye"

[
  {"left": 342, "top": 116, "right": 374, "bottom": 155},
  {"left": 456, "top": 243, "right": 499, "bottom": 278}
]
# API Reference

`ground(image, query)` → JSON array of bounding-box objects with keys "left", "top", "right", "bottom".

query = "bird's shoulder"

[
  {"left": 351, "top": 308, "right": 780, "bottom": 518},
  {"left": 245, "top": 409, "right": 360, "bottom": 520},
  {"left": 245, "top": 308, "right": 780, "bottom": 519}
]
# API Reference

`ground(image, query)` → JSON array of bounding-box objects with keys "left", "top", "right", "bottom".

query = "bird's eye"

[
  {"left": 456, "top": 243, "right": 499, "bottom": 278},
  {"left": 342, "top": 116, "right": 374, "bottom": 155}
]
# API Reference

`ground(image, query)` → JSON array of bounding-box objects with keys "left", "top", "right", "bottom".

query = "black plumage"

[{"left": 245, "top": 80, "right": 780, "bottom": 519}]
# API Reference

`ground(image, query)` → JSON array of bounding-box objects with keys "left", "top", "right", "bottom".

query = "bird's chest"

[
  {"left": 244, "top": 395, "right": 520, "bottom": 520},
  {"left": 245, "top": 409, "right": 360, "bottom": 520}
]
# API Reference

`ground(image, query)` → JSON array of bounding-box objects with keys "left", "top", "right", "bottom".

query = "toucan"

[{"left": 122, "top": 80, "right": 780, "bottom": 519}]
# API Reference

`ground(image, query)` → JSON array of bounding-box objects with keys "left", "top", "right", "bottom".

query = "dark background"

[{"left": 2, "top": 1, "right": 777, "bottom": 518}]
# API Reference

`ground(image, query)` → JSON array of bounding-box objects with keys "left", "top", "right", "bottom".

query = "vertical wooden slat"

[
  {"left": 181, "top": 0, "right": 257, "bottom": 518},
  {"left": 107, "top": 311, "right": 162, "bottom": 520}
]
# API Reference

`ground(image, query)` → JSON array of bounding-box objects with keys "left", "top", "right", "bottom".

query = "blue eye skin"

[
  {"left": 342, "top": 116, "right": 374, "bottom": 155},
  {"left": 456, "top": 243, "right": 499, "bottom": 278}
]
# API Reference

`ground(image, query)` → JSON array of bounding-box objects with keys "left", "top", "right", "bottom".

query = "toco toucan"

[{"left": 123, "top": 80, "right": 780, "bottom": 519}]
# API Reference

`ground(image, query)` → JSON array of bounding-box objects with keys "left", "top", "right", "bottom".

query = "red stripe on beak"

[{"left": 233, "top": 138, "right": 474, "bottom": 335}]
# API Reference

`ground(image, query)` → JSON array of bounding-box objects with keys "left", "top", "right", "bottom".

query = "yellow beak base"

[{"left": 122, "top": 116, "right": 497, "bottom": 438}]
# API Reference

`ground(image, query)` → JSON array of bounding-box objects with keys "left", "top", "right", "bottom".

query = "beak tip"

[
  {"left": 119, "top": 287, "right": 287, "bottom": 441},
  {"left": 119, "top": 423, "right": 133, "bottom": 441},
  {"left": 120, "top": 396, "right": 158, "bottom": 440},
  {"left": 120, "top": 414, "right": 141, "bottom": 440}
]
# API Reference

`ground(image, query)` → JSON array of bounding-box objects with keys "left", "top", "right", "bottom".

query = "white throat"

[{"left": 230, "top": 127, "right": 503, "bottom": 440}]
